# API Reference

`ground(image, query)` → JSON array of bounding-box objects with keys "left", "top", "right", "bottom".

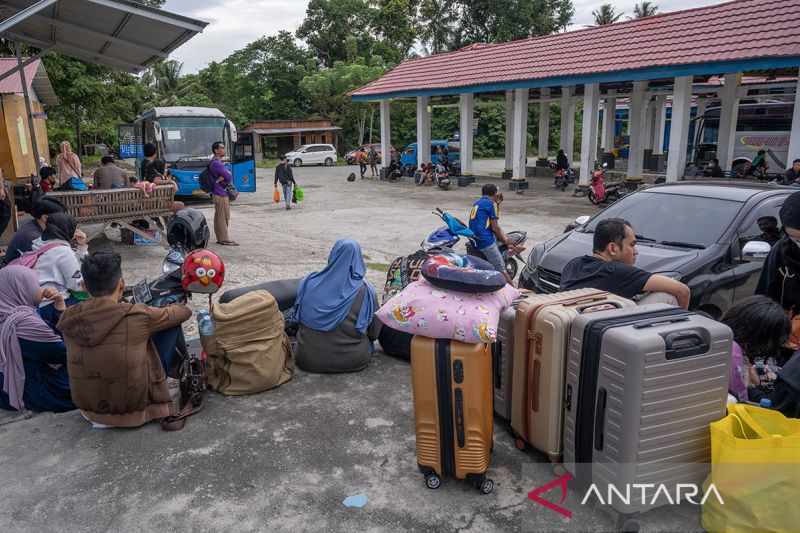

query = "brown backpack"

[{"left": 201, "top": 290, "right": 294, "bottom": 395}]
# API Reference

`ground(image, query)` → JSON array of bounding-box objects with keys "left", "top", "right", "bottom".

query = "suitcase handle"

[
  {"left": 554, "top": 293, "right": 609, "bottom": 307},
  {"left": 664, "top": 330, "right": 709, "bottom": 359},
  {"left": 632, "top": 316, "right": 690, "bottom": 329},
  {"left": 575, "top": 300, "right": 623, "bottom": 314},
  {"left": 493, "top": 342, "right": 502, "bottom": 389}
]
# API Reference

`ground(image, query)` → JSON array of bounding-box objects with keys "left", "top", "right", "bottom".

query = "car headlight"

[
  {"left": 526, "top": 244, "right": 546, "bottom": 272},
  {"left": 656, "top": 271, "right": 684, "bottom": 281}
]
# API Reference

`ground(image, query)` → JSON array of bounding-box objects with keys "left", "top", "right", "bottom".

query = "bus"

[
  {"left": 693, "top": 101, "right": 793, "bottom": 174},
  {"left": 119, "top": 107, "right": 255, "bottom": 196}
]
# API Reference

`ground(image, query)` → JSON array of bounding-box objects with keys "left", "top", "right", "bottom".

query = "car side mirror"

[
  {"left": 742, "top": 241, "right": 771, "bottom": 262},
  {"left": 575, "top": 215, "right": 591, "bottom": 226}
]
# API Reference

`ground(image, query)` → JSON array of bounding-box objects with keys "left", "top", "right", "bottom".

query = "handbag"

[
  {"left": 273, "top": 186, "right": 280, "bottom": 203},
  {"left": 226, "top": 183, "right": 239, "bottom": 202},
  {"left": 294, "top": 186, "right": 304, "bottom": 202},
  {"left": 161, "top": 355, "right": 207, "bottom": 431},
  {"left": 702, "top": 403, "right": 800, "bottom": 532}
]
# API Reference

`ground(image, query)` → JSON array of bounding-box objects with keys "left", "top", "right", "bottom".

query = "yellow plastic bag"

[{"left": 702, "top": 404, "right": 800, "bottom": 532}]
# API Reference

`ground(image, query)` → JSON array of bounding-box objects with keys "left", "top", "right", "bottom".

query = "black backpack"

[{"left": 198, "top": 164, "right": 215, "bottom": 193}]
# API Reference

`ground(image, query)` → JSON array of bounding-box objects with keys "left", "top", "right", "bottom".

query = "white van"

[{"left": 284, "top": 144, "right": 337, "bottom": 167}]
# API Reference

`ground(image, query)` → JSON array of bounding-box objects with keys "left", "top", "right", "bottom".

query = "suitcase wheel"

[
  {"left": 616, "top": 515, "right": 640, "bottom": 533},
  {"left": 477, "top": 478, "right": 494, "bottom": 495},
  {"left": 424, "top": 474, "right": 441, "bottom": 490},
  {"left": 552, "top": 463, "right": 567, "bottom": 477},
  {"left": 514, "top": 437, "right": 527, "bottom": 451}
]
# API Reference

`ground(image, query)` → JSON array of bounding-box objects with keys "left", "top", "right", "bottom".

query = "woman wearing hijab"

[
  {"left": 30, "top": 212, "right": 88, "bottom": 327},
  {"left": 0, "top": 266, "right": 74, "bottom": 413},
  {"left": 56, "top": 140, "right": 82, "bottom": 184},
  {"left": 144, "top": 159, "right": 184, "bottom": 212},
  {"left": 294, "top": 239, "right": 382, "bottom": 373}
]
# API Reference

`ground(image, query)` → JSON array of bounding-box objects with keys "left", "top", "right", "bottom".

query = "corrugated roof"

[
  {"left": 0, "top": 58, "right": 57, "bottom": 104},
  {"left": 351, "top": 0, "right": 800, "bottom": 100},
  {"left": 248, "top": 126, "right": 343, "bottom": 135},
  {"left": 0, "top": 0, "right": 208, "bottom": 74}
]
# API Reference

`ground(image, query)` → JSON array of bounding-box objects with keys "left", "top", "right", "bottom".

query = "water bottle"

[
  {"left": 760, "top": 398, "right": 772, "bottom": 409},
  {"left": 198, "top": 308, "right": 216, "bottom": 336}
]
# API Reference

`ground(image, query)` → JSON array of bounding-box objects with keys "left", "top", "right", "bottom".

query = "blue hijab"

[{"left": 294, "top": 239, "right": 377, "bottom": 335}]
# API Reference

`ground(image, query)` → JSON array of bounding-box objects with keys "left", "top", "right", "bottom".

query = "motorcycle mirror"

[{"left": 602, "top": 162, "right": 608, "bottom": 168}]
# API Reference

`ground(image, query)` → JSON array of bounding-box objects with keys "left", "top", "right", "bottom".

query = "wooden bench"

[{"left": 47, "top": 186, "right": 176, "bottom": 248}]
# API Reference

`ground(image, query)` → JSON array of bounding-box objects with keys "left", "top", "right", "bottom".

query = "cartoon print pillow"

[
  {"left": 420, "top": 253, "right": 506, "bottom": 294},
  {"left": 377, "top": 278, "right": 520, "bottom": 344}
]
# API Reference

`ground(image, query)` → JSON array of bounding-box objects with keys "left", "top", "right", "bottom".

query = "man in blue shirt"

[{"left": 468, "top": 183, "right": 524, "bottom": 284}]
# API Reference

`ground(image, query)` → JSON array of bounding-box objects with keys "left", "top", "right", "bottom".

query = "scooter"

[
  {"left": 421, "top": 208, "right": 528, "bottom": 280},
  {"left": 549, "top": 162, "right": 576, "bottom": 192},
  {"left": 434, "top": 162, "right": 450, "bottom": 190},
  {"left": 588, "top": 163, "right": 629, "bottom": 206}
]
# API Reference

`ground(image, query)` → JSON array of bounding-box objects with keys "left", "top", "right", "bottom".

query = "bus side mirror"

[
  {"left": 227, "top": 120, "right": 237, "bottom": 143},
  {"left": 153, "top": 121, "right": 162, "bottom": 142}
]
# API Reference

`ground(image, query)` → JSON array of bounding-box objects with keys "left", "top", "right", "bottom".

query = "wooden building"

[
  {"left": 0, "top": 58, "right": 57, "bottom": 181},
  {"left": 242, "top": 119, "right": 342, "bottom": 159}
]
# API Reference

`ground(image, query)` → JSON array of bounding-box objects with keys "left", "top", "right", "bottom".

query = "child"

[{"left": 720, "top": 295, "right": 791, "bottom": 402}]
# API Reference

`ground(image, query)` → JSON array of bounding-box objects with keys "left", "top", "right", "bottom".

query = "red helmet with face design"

[{"left": 181, "top": 249, "right": 225, "bottom": 294}]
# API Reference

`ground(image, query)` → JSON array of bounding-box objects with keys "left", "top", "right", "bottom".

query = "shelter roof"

[
  {"left": 247, "top": 126, "right": 343, "bottom": 135},
  {"left": 0, "top": 0, "right": 208, "bottom": 74},
  {"left": 351, "top": 0, "right": 800, "bottom": 101},
  {"left": 0, "top": 58, "right": 56, "bottom": 104}
]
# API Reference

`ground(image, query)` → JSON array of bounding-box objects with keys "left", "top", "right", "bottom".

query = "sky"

[{"left": 163, "top": 0, "right": 724, "bottom": 74}]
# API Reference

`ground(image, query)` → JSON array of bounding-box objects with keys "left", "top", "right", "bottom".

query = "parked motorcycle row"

[{"left": 550, "top": 161, "right": 631, "bottom": 207}]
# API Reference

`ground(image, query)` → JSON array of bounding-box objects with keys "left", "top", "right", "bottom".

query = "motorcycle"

[
  {"left": 434, "top": 162, "right": 450, "bottom": 190},
  {"left": 588, "top": 163, "right": 629, "bottom": 206},
  {"left": 549, "top": 162, "right": 575, "bottom": 192},
  {"left": 422, "top": 208, "right": 528, "bottom": 280}
]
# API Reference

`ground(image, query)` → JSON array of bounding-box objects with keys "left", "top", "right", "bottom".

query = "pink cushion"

[{"left": 377, "top": 279, "right": 520, "bottom": 344}]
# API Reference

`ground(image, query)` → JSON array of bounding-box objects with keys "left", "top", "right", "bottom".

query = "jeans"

[
  {"left": 359, "top": 163, "right": 367, "bottom": 177},
  {"left": 283, "top": 184, "right": 292, "bottom": 207},
  {"left": 478, "top": 242, "right": 506, "bottom": 274},
  {"left": 151, "top": 325, "right": 183, "bottom": 374}
]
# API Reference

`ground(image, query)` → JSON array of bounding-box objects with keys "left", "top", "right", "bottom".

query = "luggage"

[
  {"left": 563, "top": 304, "right": 731, "bottom": 515},
  {"left": 510, "top": 289, "right": 634, "bottom": 462},
  {"left": 410, "top": 336, "right": 494, "bottom": 494},
  {"left": 493, "top": 289, "right": 535, "bottom": 420},
  {"left": 201, "top": 290, "right": 294, "bottom": 395},
  {"left": 218, "top": 278, "right": 299, "bottom": 311},
  {"left": 377, "top": 324, "right": 412, "bottom": 361}
]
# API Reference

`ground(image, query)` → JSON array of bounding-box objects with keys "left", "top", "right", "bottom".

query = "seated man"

[
  {"left": 559, "top": 218, "right": 690, "bottom": 308},
  {"left": 39, "top": 166, "right": 57, "bottom": 192},
  {"left": 3, "top": 197, "right": 65, "bottom": 264},
  {"left": 783, "top": 159, "right": 800, "bottom": 186},
  {"left": 92, "top": 156, "right": 128, "bottom": 189},
  {"left": 58, "top": 251, "right": 191, "bottom": 427}
]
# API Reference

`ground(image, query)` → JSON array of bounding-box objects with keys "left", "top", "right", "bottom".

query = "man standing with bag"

[
  {"left": 209, "top": 141, "right": 238, "bottom": 246},
  {"left": 275, "top": 155, "right": 296, "bottom": 211}
]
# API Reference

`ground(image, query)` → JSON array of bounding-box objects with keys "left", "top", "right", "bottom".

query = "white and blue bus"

[{"left": 119, "top": 107, "right": 255, "bottom": 196}]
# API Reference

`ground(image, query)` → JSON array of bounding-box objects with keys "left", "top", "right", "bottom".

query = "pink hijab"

[{"left": 0, "top": 266, "right": 61, "bottom": 410}]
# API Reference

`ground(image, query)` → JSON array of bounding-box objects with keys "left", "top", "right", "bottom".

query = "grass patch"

[{"left": 366, "top": 262, "right": 390, "bottom": 273}]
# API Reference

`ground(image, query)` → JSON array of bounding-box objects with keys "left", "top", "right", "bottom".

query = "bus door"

[{"left": 232, "top": 132, "right": 256, "bottom": 192}]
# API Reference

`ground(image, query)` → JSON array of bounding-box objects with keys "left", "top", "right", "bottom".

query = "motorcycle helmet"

[
  {"left": 167, "top": 208, "right": 210, "bottom": 251},
  {"left": 182, "top": 249, "right": 225, "bottom": 294}
]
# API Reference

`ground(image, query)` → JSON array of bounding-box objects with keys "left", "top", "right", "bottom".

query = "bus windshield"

[{"left": 159, "top": 117, "right": 226, "bottom": 162}]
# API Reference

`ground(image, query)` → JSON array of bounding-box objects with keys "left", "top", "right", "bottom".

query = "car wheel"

[
  {"left": 324, "top": 158, "right": 333, "bottom": 166},
  {"left": 293, "top": 158, "right": 302, "bottom": 167}
]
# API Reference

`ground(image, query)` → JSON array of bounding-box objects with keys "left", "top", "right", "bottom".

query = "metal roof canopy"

[
  {"left": 249, "top": 126, "right": 343, "bottom": 135},
  {"left": 0, "top": 0, "right": 208, "bottom": 74}
]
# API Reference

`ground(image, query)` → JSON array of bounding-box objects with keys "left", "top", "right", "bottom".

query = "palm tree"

[
  {"left": 141, "top": 59, "right": 192, "bottom": 109},
  {"left": 420, "top": 0, "right": 461, "bottom": 54},
  {"left": 631, "top": 2, "right": 659, "bottom": 19},
  {"left": 590, "top": 4, "right": 624, "bottom": 26}
]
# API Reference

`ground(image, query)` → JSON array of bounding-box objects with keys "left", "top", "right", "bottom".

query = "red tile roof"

[
  {"left": 351, "top": 0, "right": 800, "bottom": 99},
  {"left": 0, "top": 58, "right": 40, "bottom": 94}
]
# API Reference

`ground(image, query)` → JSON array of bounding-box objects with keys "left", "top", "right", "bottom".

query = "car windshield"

[
  {"left": 159, "top": 117, "right": 225, "bottom": 162},
  {"left": 581, "top": 192, "right": 743, "bottom": 248}
]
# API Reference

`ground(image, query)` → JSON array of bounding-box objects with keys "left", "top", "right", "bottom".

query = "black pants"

[
  {"left": 359, "top": 163, "right": 367, "bottom": 177},
  {"left": 0, "top": 192, "right": 11, "bottom": 237}
]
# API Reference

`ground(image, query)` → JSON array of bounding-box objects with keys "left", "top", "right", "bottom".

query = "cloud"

[{"left": 161, "top": 0, "right": 310, "bottom": 73}]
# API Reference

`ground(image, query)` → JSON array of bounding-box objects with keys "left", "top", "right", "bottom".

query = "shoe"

[{"left": 286, "top": 206, "right": 291, "bottom": 210}]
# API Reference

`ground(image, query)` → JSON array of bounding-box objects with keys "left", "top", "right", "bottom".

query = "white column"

[
  {"left": 626, "top": 81, "right": 649, "bottom": 178},
  {"left": 416, "top": 96, "right": 431, "bottom": 168},
  {"left": 459, "top": 93, "right": 474, "bottom": 176},
  {"left": 504, "top": 91, "right": 515, "bottom": 174},
  {"left": 380, "top": 99, "right": 391, "bottom": 169},
  {"left": 644, "top": 98, "right": 655, "bottom": 151},
  {"left": 560, "top": 87, "right": 575, "bottom": 162},
  {"left": 579, "top": 83, "right": 600, "bottom": 187},
  {"left": 538, "top": 88, "right": 550, "bottom": 160},
  {"left": 695, "top": 96, "right": 708, "bottom": 119},
  {"left": 512, "top": 88, "right": 529, "bottom": 181},
  {"left": 666, "top": 76, "right": 693, "bottom": 182},
  {"left": 717, "top": 72, "right": 743, "bottom": 172},
  {"left": 652, "top": 95, "right": 667, "bottom": 155},
  {"left": 601, "top": 90, "right": 617, "bottom": 151},
  {"left": 787, "top": 73, "right": 800, "bottom": 168}
]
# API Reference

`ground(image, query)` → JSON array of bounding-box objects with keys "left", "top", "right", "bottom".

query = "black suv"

[{"left": 519, "top": 182, "right": 794, "bottom": 318}]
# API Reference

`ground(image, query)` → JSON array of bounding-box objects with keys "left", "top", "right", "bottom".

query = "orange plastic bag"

[{"left": 273, "top": 186, "right": 280, "bottom": 203}]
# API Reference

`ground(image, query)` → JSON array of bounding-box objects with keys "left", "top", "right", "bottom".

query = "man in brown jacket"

[{"left": 58, "top": 251, "right": 191, "bottom": 427}]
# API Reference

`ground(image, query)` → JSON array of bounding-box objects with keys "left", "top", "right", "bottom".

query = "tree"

[
  {"left": 133, "top": 0, "right": 166, "bottom": 7},
  {"left": 369, "top": 0, "right": 421, "bottom": 63},
  {"left": 458, "top": 0, "right": 574, "bottom": 44},
  {"left": 297, "top": 0, "right": 378, "bottom": 67},
  {"left": 419, "top": 0, "right": 462, "bottom": 54},
  {"left": 631, "top": 2, "right": 658, "bottom": 19},
  {"left": 590, "top": 4, "right": 624, "bottom": 25},
  {"left": 141, "top": 59, "right": 192, "bottom": 108}
]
